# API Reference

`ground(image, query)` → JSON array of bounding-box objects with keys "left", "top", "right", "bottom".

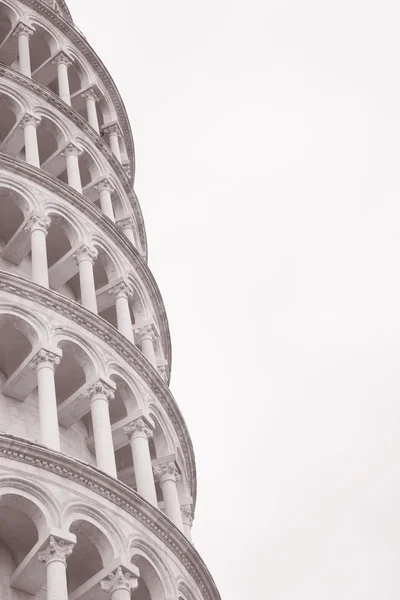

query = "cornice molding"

[
  {"left": 0, "top": 64, "right": 147, "bottom": 256},
  {"left": 0, "top": 153, "right": 171, "bottom": 383},
  {"left": 0, "top": 434, "right": 218, "bottom": 600},
  {"left": 0, "top": 269, "right": 194, "bottom": 506},
  {"left": 21, "top": 0, "right": 135, "bottom": 180}
]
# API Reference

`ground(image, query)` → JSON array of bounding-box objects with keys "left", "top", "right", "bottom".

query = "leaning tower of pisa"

[{"left": 0, "top": 2, "right": 220, "bottom": 600}]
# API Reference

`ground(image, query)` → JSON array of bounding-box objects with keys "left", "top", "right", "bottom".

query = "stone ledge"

[
  {"left": 0, "top": 434, "right": 220, "bottom": 600},
  {"left": 0, "top": 270, "right": 195, "bottom": 507}
]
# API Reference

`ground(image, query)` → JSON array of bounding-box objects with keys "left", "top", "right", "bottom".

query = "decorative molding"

[
  {"left": 38, "top": 535, "right": 75, "bottom": 566},
  {"left": 0, "top": 434, "right": 219, "bottom": 600},
  {"left": 0, "top": 270, "right": 194, "bottom": 504},
  {"left": 101, "top": 567, "right": 139, "bottom": 594},
  {"left": 0, "top": 65, "right": 147, "bottom": 254},
  {"left": 0, "top": 152, "right": 170, "bottom": 383}
]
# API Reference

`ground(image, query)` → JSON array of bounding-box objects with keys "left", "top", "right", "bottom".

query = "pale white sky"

[{"left": 68, "top": 1, "right": 400, "bottom": 597}]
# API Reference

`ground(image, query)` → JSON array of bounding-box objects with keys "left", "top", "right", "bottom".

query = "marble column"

[
  {"left": 82, "top": 89, "right": 100, "bottom": 133},
  {"left": 137, "top": 325, "right": 157, "bottom": 367},
  {"left": 181, "top": 505, "right": 193, "bottom": 542},
  {"left": 117, "top": 216, "right": 136, "bottom": 246},
  {"left": 110, "top": 281, "right": 134, "bottom": 342},
  {"left": 73, "top": 245, "right": 98, "bottom": 313},
  {"left": 38, "top": 536, "right": 74, "bottom": 600},
  {"left": 63, "top": 143, "right": 83, "bottom": 193},
  {"left": 94, "top": 178, "right": 115, "bottom": 221},
  {"left": 30, "top": 349, "right": 62, "bottom": 451},
  {"left": 153, "top": 462, "right": 184, "bottom": 532},
  {"left": 21, "top": 113, "right": 41, "bottom": 167},
  {"left": 24, "top": 213, "right": 51, "bottom": 287},
  {"left": 86, "top": 381, "right": 116, "bottom": 477},
  {"left": 101, "top": 567, "right": 139, "bottom": 600},
  {"left": 103, "top": 123, "right": 122, "bottom": 162},
  {"left": 52, "top": 52, "right": 72, "bottom": 105},
  {"left": 123, "top": 418, "right": 157, "bottom": 506},
  {"left": 13, "top": 22, "right": 34, "bottom": 77}
]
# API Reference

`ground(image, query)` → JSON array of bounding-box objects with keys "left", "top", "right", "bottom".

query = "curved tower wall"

[{"left": 0, "top": 2, "right": 220, "bottom": 600}]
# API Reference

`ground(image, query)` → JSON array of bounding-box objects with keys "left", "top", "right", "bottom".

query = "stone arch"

[
  {"left": 63, "top": 45, "right": 91, "bottom": 91},
  {"left": 64, "top": 505, "right": 119, "bottom": 593},
  {"left": 75, "top": 135, "right": 103, "bottom": 187},
  {"left": 177, "top": 579, "right": 202, "bottom": 600},
  {"left": 175, "top": 445, "right": 190, "bottom": 497},
  {"left": 0, "top": 476, "right": 60, "bottom": 530},
  {"left": 107, "top": 172, "right": 131, "bottom": 218},
  {"left": 90, "top": 234, "right": 123, "bottom": 286},
  {"left": 27, "top": 18, "right": 60, "bottom": 75},
  {"left": 33, "top": 107, "right": 68, "bottom": 168},
  {"left": 129, "top": 536, "right": 175, "bottom": 600},
  {"left": 52, "top": 328, "right": 103, "bottom": 379},
  {"left": 127, "top": 273, "right": 152, "bottom": 323},
  {"left": 148, "top": 403, "right": 175, "bottom": 458},
  {"left": 0, "top": 0, "right": 21, "bottom": 44},
  {"left": 108, "top": 362, "right": 145, "bottom": 414},
  {"left": 0, "top": 186, "right": 30, "bottom": 262},
  {"left": 0, "top": 87, "right": 28, "bottom": 161}
]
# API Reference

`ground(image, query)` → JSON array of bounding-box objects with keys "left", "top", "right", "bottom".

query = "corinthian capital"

[
  {"left": 73, "top": 244, "right": 98, "bottom": 265},
  {"left": 85, "top": 380, "right": 115, "bottom": 403},
  {"left": 20, "top": 113, "right": 41, "bottom": 129},
  {"left": 109, "top": 280, "right": 132, "bottom": 300},
  {"left": 37, "top": 535, "right": 74, "bottom": 566},
  {"left": 94, "top": 177, "right": 115, "bottom": 194},
  {"left": 153, "top": 461, "right": 181, "bottom": 483},
  {"left": 62, "top": 142, "right": 83, "bottom": 158},
  {"left": 100, "top": 567, "right": 139, "bottom": 595},
  {"left": 24, "top": 212, "right": 51, "bottom": 234},
  {"left": 29, "top": 349, "right": 61, "bottom": 371},
  {"left": 137, "top": 325, "right": 156, "bottom": 344},
  {"left": 181, "top": 505, "right": 193, "bottom": 526},
  {"left": 102, "top": 122, "right": 122, "bottom": 137},
  {"left": 12, "top": 22, "right": 35, "bottom": 37},
  {"left": 81, "top": 88, "right": 99, "bottom": 102},
  {"left": 52, "top": 51, "right": 72, "bottom": 67},
  {"left": 123, "top": 417, "right": 153, "bottom": 440}
]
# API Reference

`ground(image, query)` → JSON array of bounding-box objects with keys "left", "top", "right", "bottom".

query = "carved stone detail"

[
  {"left": 181, "top": 505, "right": 193, "bottom": 526},
  {"left": 94, "top": 177, "right": 114, "bottom": 194},
  {"left": 103, "top": 123, "right": 122, "bottom": 137},
  {"left": 37, "top": 535, "right": 74, "bottom": 566},
  {"left": 29, "top": 349, "right": 61, "bottom": 371},
  {"left": 153, "top": 461, "right": 181, "bottom": 483},
  {"left": 20, "top": 113, "right": 41, "bottom": 129},
  {"left": 137, "top": 325, "right": 156, "bottom": 344},
  {"left": 109, "top": 280, "right": 132, "bottom": 300},
  {"left": 62, "top": 142, "right": 83, "bottom": 158},
  {"left": 51, "top": 51, "right": 72, "bottom": 67},
  {"left": 81, "top": 88, "right": 99, "bottom": 103},
  {"left": 85, "top": 380, "right": 115, "bottom": 403},
  {"left": 73, "top": 244, "right": 98, "bottom": 265},
  {"left": 100, "top": 567, "right": 139, "bottom": 595},
  {"left": 24, "top": 212, "right": 51, "bottom": 234},
  {"left": 12, "top": 22, "right": 35, "bottom": 37},
  {"left": 123, "top": 418, "right": 153, "bottom": 440}
]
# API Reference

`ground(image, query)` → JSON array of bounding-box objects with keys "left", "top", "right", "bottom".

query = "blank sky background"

[{"left": 68, "top": 1, "right": 400, "bottom": 597}]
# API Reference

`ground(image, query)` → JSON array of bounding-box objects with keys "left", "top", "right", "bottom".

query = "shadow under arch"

[{"left": 129, "top": 535, "right": 175, "bottom": 600}]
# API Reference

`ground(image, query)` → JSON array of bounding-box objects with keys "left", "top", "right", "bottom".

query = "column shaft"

[
  {"left": 109, "top": 132, "right": 121, "bottom": 162},
  {"left": 86, "top": 95, "right": 99, "bottom": 133},
  {"left": 65, "top": 151, "right": 82, "bottom": 192},
  {"left": 161, "top": 477, "right": 184, "bottom": 531},
  {"left": 17, "top": 31, "right": 31, "bottom": 77},
  {"left": 99, "top": 188, "right": 115, "bottom": 221},
  {"left": 32, "top": 351, "right": 61, "bottom": 451},
  {"left": 78, "top": 258, "right": 98, "bottom": 313},
  {"left": 46, "top": 559, "right": 69, "bottom": 600},
  {"left": 131, "top": 433, "right": 157, "bottom": 505},
  {"left": 90, "top": 391, "right": 116, "bottom": 477},
  {"left": 23, "top": 122, "right": 40, "bottom": 167},
  {"left": 31, "top": 228, "right": 49, "bottom": 287},
  {"left": 57, "top": 61, "right": 71, "bottom": 105},
  {"left": 115, "top": 294, "right": 134, "bottom": 342}
]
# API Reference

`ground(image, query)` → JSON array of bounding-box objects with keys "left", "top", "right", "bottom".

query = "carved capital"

[
  {"left": 20, "top": 113, "right": 41, "bottom": 129},
  {"left": 81, "top": 88, "right": 99, "bottom": 103},
  {"left": 85, "top": 380, "right": 115, "bottom": 403},
  {"left": 73, "top": 244, "right": 98, "bottom": 265},
  {"left": 157, "top": 365, "right": 168, "bottom": 381},
  {"left": 137, "top": 325, "right": 156, "bottom": 344},
  {"left": 52, "top": 51, "right": 72, "bottom": 67},
  {"left": 24, "top": 212, "right": 51, "bottom": 234},
  {"left": 62, "top": 142, "right": 83, "bottom": 158},
  {"left": 101, "top": 566, "right": 139, "bottom": 595},
  {"left": 122, "top": 163, "right": 131, "bottom": 177},
  {"left": 117, "top": 216, "right": 134, "bottom": 231},
  {"left": 12, "top": 22, "right": 34, "bottom": 38},
  {"left": 102, "top": 123, "right": 122, "bottom": 137},
  {"left": 29, "top": 349, "right": 61, "bottom": 372},
  {"left": 181, "top": 505, "right": 193, "bottom": 526},
  {"left": 153, "top": 461, "right": 181, "bottom": 483},
  {"left": 109, "top": 280, "right": 132, "bottom": 300},
  {"left": 123, "top": 418, "right": 153, "bottom": 441},
  {"left": 94, "top": 177, "right": 114, "bottom": 194},
  {"left": 37, "top": 536, "right": 74, "bottom": 566}
]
